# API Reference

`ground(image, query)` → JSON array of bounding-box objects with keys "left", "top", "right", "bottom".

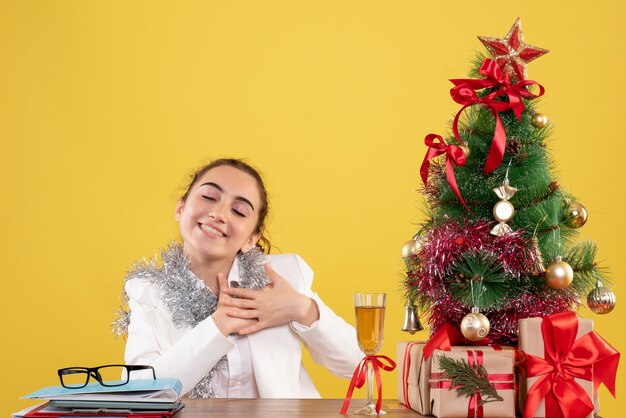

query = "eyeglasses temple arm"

[{"left": 126, "top": 365, "right": 156, "bottom": 380}]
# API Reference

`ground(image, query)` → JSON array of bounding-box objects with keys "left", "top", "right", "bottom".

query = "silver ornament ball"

[
  {"left": 401, "top": 238, "right": 422, "bottom": 258},
  {"left": 587, "top": 282, "right": 616, "bottom": 314}
]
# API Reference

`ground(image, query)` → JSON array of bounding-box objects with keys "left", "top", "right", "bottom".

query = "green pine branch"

[
  {"left": 447, "top": 251, "right": 513, "bottom": 310},
  {"left": 566, "top": 241, "right": 611, "bottom": 290},
  {"left": 404, "top": 51, "right": 612, "bottom": 331},
  {"left": 438, "top": 355, "right": 504, "bottom": 405}
]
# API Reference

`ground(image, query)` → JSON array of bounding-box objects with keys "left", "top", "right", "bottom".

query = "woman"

[{"left": 113, "top": 158, "right": 362, "bottom": 398}]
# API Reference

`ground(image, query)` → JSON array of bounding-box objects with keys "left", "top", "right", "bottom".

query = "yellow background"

[{"left": 2, "top": 1, "right": 625, "bottom": 415}]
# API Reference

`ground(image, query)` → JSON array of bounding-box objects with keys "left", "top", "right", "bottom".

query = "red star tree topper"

[{"left": 478, "top": 18, "right": 549, "bottom": 81}]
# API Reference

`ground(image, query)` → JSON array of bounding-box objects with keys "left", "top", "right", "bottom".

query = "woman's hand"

[
  {"left": 220, "top": 264, "right": 320, "bottom": 335},
  {"left": 212, "top": 273, "right": 259, "bottom": 336}
]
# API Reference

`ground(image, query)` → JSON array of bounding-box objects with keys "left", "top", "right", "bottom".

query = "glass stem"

[{"left": 365, "top": 359, "right": 374, "bottom": 407}]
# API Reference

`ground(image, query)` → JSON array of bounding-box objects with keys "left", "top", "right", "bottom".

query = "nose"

[{"left": 208, "top": 201, "right": 227, "bottom": 223}]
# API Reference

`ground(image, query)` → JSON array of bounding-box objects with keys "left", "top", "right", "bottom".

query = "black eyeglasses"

[{"left": 58, "top": 364, "right": 156, "bottom": 389}]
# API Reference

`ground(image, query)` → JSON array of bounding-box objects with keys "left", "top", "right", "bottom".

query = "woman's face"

[{"left": 175, "top": 165, "right": 262, "bottom": 264}]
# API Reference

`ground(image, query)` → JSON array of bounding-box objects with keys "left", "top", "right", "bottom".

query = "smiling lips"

[{"left": 200, "top": 223, "right": 226, "bottom": 237}]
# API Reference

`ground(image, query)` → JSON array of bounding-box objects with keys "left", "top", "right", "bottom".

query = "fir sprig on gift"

[{"left": 438, "top": 355, "right": 503, "bottom": 405}]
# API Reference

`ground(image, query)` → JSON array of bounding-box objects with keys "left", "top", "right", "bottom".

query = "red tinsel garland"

[
  {"left": 418, "top": 219, "right": 527, "bottom": 292},
  {"left": 409, "top": 219, "right": 577, "bottom": 345}
]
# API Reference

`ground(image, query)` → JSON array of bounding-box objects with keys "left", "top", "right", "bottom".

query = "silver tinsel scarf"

[{"left": 112, "top": 242, "right": 269, "bottom": 398}]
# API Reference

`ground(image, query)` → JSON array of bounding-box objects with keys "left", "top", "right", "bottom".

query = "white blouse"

[
  {"left": 213, "top": 333, "right": 259, "bottom": 398},
  {"left": 124, "top": 253, "right": 362, "bottom": 398}
]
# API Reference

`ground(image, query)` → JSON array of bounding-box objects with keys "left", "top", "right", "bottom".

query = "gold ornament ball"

[
  {"left": 460, "top": 310, "right": 490, "bottom": 341},
  {"left": 545, "top": 257, "right": 574, "bottom": 289},
  {"left": 493, "top": 200, "right": 515, "bottom": 223},
  {"left": 460, "top": 145, "right": 470, "bottom": 160},
  {"left": 587, "top": 284, "right": 616, "bottom": 314},
  {"left": 401, "top": 239, "right": 422, "bottom": 258},
  {"left": 565, "top": 202, "right": 588, "bottom": 228},
  {"left": 531, "top": 113, "right": 549, "bottom": 128}
]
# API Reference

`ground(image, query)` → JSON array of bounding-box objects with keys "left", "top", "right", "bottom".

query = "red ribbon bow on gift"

[
  {"left": 423, "top": 323, "right": 492, "bottom": 360},
  {"left": 420, "top": 133, "right": 469, "bottom": 211},
  {"left": 523, "top": 311, "right": 620, "bottom": 418},
  {"left": 450, "top": 58, "right": 544, "bottom": 174},
  {"left": 340, "top": 355, "right": 396, "bottom": 414}
]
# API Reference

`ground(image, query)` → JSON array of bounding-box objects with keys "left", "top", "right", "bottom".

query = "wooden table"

[{"left": 177, "top": 399, "right": 424, "bottom": 417}]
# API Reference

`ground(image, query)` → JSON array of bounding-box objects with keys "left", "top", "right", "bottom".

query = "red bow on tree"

[
  {"left": 523, "top": 312, "right": 620, "bottom": 418},
  {"left": 450, "top": 58, "right": 545, "bottom": 174},
  {"left": 420, "top": 133, "right": 469, "bottom": 212}
]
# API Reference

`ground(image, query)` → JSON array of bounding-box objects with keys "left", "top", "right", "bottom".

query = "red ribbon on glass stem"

[
  {"left": 523, "top": 311, "right": 620, "bottom": 418},
  {"left": 420, "top": 133, "right": 469, "bottom": 212},
  {"left": 340, "top": 355, "right": 396, "bottom": 414},
  {"left": 449, "top": 58, "right": 544, "bottom": 174}
]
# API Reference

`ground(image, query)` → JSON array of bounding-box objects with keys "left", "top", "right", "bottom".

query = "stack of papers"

[{"left": 15, "top": 378, "right": 184, "bottom": 418}]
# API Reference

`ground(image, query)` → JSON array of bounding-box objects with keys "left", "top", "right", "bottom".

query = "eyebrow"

[{"left": 200, "top": 182, "right": 256, "bottom": 211}]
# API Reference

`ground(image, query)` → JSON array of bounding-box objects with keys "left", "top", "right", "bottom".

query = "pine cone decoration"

[{"left": 506, "top": 138, "right": 522, "bottom": 156}]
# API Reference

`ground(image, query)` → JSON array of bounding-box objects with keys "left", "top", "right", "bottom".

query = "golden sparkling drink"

[{"left": 355, "top": 306, "right": 385, "bottom": 355}]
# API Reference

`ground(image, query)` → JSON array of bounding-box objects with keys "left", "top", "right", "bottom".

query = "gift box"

[
  {"left": 397, "top": 339, "right": 516, "bottom": 417},
  {"left": 429, "top": 348, "right": 516, "bottom": 418},
  {"left": 397, "top": 341, "right": 431, "bottom": 415},
  {"left": 518, "top": 312, "right": 619, "bottom": 418}
]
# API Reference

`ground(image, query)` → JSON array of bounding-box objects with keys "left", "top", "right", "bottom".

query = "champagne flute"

[{"left": 354, "top": 293, "right": 386, "bottom": 415}]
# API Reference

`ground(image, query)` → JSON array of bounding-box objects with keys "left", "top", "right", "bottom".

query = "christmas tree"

[{"left": 402, "top": 18, "right": 616, "bottom": 345}]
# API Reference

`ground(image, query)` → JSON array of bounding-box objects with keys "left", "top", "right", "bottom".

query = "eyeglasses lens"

[
  {"left": 60, "top": 369, "right": 89, "bottom": 388},
  {"left": 96, "top": 365, "right": 128, "bottom": 386}
]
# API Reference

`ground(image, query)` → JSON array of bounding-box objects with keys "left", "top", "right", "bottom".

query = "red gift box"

[
  {"left": 397, "top": 341, "right": 431, "bottom": 415},
  {"left": 429, "top": 348, "right": 516, "bottom": 418},
  {"left": 518, "top": 312, "right": 619, "bottom": 418},
  {"left": 397, "top": 340, "right": 517, "bottom": 417}
]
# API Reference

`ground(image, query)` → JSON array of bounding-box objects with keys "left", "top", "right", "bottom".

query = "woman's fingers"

[
  {"left": 221, "top": 264, "right": 283, "bottom": 298},
  {"left": 226, "top": 307, "right": 258, "bottom": 319},
  {"left": 221, "top": 296, "right": 256, "bottom": 309},
  {"left": 218, "top": 264, "right": 308, "bottom": 335},
  {"left": 238, "top": 322, "right": 263, "bottom": 335},
  {"left": 217, "top": 272, "right": 227, "bottom": 294},
  {"left": 222, "top": 286, "right": 258, "bottom": 299}
]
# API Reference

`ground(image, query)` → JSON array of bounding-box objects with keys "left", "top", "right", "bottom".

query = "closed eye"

[
  {"left": 202, "top": 195, "right": 216, "bottom": 201},
  {"left": 232, "top": 208, "right": 245, "bottom": 217}
]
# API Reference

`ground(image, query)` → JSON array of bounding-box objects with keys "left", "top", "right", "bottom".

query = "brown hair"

[{"left": 181, "top": 158, "right": 272, "bottom": 253}]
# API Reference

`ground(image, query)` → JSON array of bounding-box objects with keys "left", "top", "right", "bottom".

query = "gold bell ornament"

[
  {"left": 587, "top": 280, "right": 616, "bottom": 314},
  {"left": 401, "top": 303, "right": 424, "bottom": 334}
]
